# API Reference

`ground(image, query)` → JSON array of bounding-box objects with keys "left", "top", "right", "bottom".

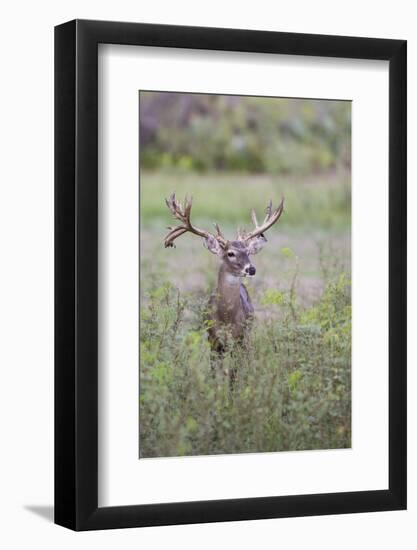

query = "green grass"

[
  {"left": 139, "top": 274, "right": 351, "bottom": 458},
  {"left": 140, "top": 169, "right": 351, "bottom": 233}
]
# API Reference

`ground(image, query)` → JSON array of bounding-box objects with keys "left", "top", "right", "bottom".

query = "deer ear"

[
  {"left": 204, "top": 235, "right": 223, "bottom": 256},
  {"left": 247, "top": 235, "right": 267, "bottom": 255}
]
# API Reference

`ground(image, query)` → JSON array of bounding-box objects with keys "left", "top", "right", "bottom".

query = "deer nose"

[{"left": 246, "top": 266, "right": 256, "bottom": 276}]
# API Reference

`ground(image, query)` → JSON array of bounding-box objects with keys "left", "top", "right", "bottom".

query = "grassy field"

[
  {"left": 140, "top": 169, "right": 351, "bottom": 230},
  {"left": 139, "top": 170, "right": 351, "bottom": 458}
]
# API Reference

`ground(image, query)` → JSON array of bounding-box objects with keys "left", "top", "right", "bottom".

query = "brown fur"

[{"left": 207, "top": 242, "right": 255, "bottom": 353}]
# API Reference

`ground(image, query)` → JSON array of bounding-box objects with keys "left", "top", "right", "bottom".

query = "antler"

[
  {"left": 242, "top": 197, "right": 285, "bottom": 242},
  {"left": 164, "top": 193, "right": 228, "bottom": 248}
]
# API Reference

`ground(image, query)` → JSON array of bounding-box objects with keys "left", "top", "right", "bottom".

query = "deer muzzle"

[{"left": 245, "top": 265, "right": 256, "bottom": 277}]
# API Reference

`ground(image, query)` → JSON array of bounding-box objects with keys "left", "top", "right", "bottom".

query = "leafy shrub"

[{"left": 139, "top": 274, "right": 351, "bottom": 457}]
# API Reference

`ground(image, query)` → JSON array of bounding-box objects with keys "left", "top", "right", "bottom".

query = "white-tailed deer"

[{"left": 164, "top": 193, "right": 285, "bottom": 355}]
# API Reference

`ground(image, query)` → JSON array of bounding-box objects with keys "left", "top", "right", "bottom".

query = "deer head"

[{"left": 164, "top": 193, "right": 284, "bottom": 278}]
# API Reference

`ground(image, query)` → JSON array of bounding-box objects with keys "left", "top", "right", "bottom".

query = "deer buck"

[{"left": 164, "top": 193, "right": 285, "bottom": 356}]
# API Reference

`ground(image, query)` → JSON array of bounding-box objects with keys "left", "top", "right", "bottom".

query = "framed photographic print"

[{"left": 55, "top": 19, "right": 406, "bottom": 530}]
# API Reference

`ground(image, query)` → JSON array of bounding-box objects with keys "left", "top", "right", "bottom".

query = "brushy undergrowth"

[{"left": 139, "top": 273, "right": 351, "bottom": 458}]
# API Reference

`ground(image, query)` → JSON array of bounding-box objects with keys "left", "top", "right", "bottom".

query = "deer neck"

[{"left": 216, "top": 264, "right": 241, "bottom": 321}]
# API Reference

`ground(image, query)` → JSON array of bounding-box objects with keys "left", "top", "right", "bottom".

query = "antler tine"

[
  {"left": 213, "top": 222, "right": 227, "bottom": 245},
  {"left": 243, "top": 197, "right": 285, "bottom": 242},
  {"left": 237, "top": 227, "right": 248, "bottom": 240},
  {"left": 251, "top": 208, "right": 259, "bottom": 228},
  {"left": 165, "top": 192, "right": 186, "bottom": 223},
  {"left": 263, "top": 199, "right": 273, "bottom": 224},
  {"left": 164, "top": 226, "right": 189, "bottom": 248},
  {"left": 164, "top": 193, "right": 228, "bottom": 248}
]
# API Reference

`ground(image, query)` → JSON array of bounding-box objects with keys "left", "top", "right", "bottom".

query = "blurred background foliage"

[{"left": 140, "top": 91, "right": 351, "bottom": 175}]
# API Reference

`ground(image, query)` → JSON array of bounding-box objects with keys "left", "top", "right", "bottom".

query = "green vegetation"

[
  {"left": 139, "top": 272, "right": 351, "bottom": 458},
  {"left": 139, "top": 170, "right": 351, "bottom": 457},
  {"left": 140, "top": 170, "right": 351, "bottom": 232},
  {"left": 139, "top": 92, "right": 351, "bottom": 457},
  {"left": 140, "top": 93, "right": 351, "bottom": 175}
]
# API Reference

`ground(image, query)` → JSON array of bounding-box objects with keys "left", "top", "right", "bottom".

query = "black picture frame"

[{"left": 55, "top": 19, "right": 407, "bottom": 531}]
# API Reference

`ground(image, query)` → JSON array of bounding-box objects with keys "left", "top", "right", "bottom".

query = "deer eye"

[{"left": 227, "top": 251, "right": 235, "bottom": 258}]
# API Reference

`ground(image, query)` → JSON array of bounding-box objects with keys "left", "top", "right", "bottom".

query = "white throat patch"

[{"left": 224, "top": 273, "right": 241, "bottom": 286}]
